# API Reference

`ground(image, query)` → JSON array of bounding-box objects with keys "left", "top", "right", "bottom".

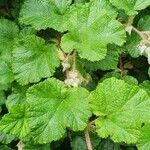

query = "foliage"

[{"left": 0, "top": 0, "right": 150, "bottom": 149}]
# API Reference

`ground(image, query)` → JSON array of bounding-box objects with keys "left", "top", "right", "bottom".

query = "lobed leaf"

[
  {"left": 110, "top": 0, "right": 150, "bottom": 15},
  {"left": 89, "top": 77, "right": 150, "bottom": 144},
  {"left": 19, "top": 0, "right": 72, "bottom": 31},
  {"left": 26, "top": 78, "right": 91, "bottom": 143},
  {"left": 0, "top": 105, "right": 30, "bottom": 139},
  {"left": 0, "top": 84, "right": 30, "bottom": 139},
  {"left": 61, "top": 0, "right": 126, "bottom": 61},
  {"left": 83, "top": 45, "right": 120, "bottom": 71},
  {"left": 12, "top": 35, "right": 60, "bottom": 85}
]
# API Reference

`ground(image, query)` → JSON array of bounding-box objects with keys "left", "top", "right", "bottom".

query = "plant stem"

[
  {"left": 56, "top": 33, "right": 66, "bottom": 57},
  {"left": 131, "top": 26, "right": 145, "bottom": 40},
  {"left": 127, "top": 16, "right": 135, "bottom": 25},
  {"left": 72, "top": 50, "right": 76, "bottom": 71},
  {"left": 84, "top": 127, "right": 93, "bottom": 150}
]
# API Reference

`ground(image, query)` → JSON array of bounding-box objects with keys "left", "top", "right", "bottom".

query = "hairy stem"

[
  {"left": 131, "top": 26, "right": 145, "bottom": 40},
  {"left": 84, "top": 127, "right": 93, "bottom": 150},
  {"left": 127, "top": 16, "right": 135, "bottom": 25}
]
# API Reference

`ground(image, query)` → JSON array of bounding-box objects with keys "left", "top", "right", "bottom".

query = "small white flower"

[
  {"left": 17, "top": 141, "right": 24, "bottom": 150},
  {"left": 138, "top": 45, "right": 147, "bottom": 55},
  {"left": 68, "top": 71, "right": 78, "bottom": 79},
  {"left": 65, "top": 78, "right": 80, "bottom": 87},
  {"left": 62, "top": 62, "right": 70, "bottom": 72},
  {"left": 138, "top": 44, "right": 150, "bottom": 64},
  {"left": 65, "top": 71, "right": 82, "bottom": 87},
  {"left": 145, "top": 47, "right": 150, "bottom": 64},
  {"left": 125, "top": 26, "right": 132, "bottom": 35}
]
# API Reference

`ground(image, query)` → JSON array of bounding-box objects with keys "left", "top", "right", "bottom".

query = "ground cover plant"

[{"left": 0, "top": 0, "right": 150, "bottom": 149}]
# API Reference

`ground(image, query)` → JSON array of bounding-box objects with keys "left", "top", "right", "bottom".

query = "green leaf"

[
  {"left": 0, "top": 19, "right": 18, "bottom": 86},
  {"left": 71, "top": 136, "right": 87, "bottom": 150},
  {"left": 0, "top": 132, "right": 15, "bottom": 144},
  {"left": 6, "top": 83, "right": 28, "bottom": 111},
  {"left": 110, "top": 0, "right": 150, "bottom": 15},
  {"left": 12, "top": 35, "right": 60, "bottom": 85},
  {"left": 100, "top": 72, "right": 122, "bottom": 81},
  {"left": 0, "top": 90, "right": 6, "bottom": 106},
  {"left": 137, "top": 123, "right": 150, "bottom": 150},
  {"left": 89, "top": 77, "right": 150, "bottom": 144},
  {"left": 122, "top": 75, "right": 138, "bottom": 85},
  {"left": 71, "top": 133, "right": 101, "bottom": 150},
  {"left": 0, "top": 145, "right": 12, "bottom": 150},
  {"left": 0, "top": 84, "right": 10, "bottom": 91},
  {"left": 126, "top": 33, "right": 141, "bottom": 58},
  {"left": 26, "top": 78, "right": 91, "bottom": 143},
  {"left": 61, "top": 0, "right": 126, "bottom": 61},
  {"left": 19, "top": 0, "right": 72, "bottom": 31},
  {"left": 140, "top": 80, "right": 150, "bottom": 96},
  {"left": 0, "top": 104, "right": 30, "bottom": 139},
  {"left": 0, "top": 19, "right": 19, "bottom": 53},
  {"left": 23, "top": 142, "right": 50, "bottom": 150},
  {"left": 0, "top": 59, "right": 14, "bottom": 86},
  {"left": 74, "top": 0, "right": 89, "bottom": 4},
  {"left": 97, "top": 139, "right": 120, "bottom": 150},
  {"left": 138, "top": 15, "right": 150, "bottom": 31},
  {"left": 137, "top": 124, "right": 150, "bottom": 150},
  {"left": 101, "top": 72, "right": 138, "bottom": 85},
  {"left": 0, "top": 85, "right": 30, "bottom": 139},
  {"left": 83, "top": 45, "right": 119, "bottom": 71}
]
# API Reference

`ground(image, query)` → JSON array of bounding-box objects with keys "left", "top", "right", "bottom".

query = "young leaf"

[
  {"left": 137, "top": 124, "right": 150, "bottom": 150},
  {"left": 12, "top": 35, "right": 60, "bottom": 85},
  {"left": 26, "top": 78, "right": 91, "bottom": 143},
  {"left": 89, "top": 77, "right": 150, "bottom": 144},
  {"left": 110, "top": 0, "right": 150, "bottom": 15},
  {"left": 61, "top": 0, "right": 126, "bottom": 61},
  {"left": 19, "top": 0, "right": 72, "bottom": 31}
]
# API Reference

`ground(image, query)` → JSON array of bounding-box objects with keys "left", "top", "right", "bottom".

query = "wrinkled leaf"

[
  {"left": 61, "top": 0, "right": 125, "bottom": 61},
  {"left": 89, "top": 77, "right": 150, "bottom": 144},
  {"left": 26, "top": 78, "right": 91, "bottom": 143},
  {"left": 12, "top": 35, "right": 60, "bottom": 85}
]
